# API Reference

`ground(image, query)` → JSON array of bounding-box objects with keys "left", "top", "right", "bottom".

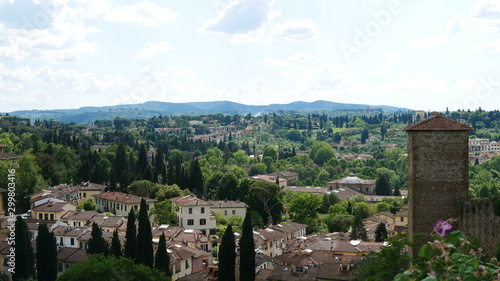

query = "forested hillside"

[{"left": 1, "top": 108, "right": 499, "bottom": 231}]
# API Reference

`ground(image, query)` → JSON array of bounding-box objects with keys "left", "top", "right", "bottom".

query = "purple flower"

[{"left": 434, "top": 220, "right": 452, "bottom": 236}]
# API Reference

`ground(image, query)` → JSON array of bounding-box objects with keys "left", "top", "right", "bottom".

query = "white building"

[
  {"left": 169, "top": 195, "right": 216, "bottom": 236},
  {"left": 208, "top": 200, "right": 248, "bottom": 219},
  {"left": 92, "top": 192, "right": 157, "bottom": 216}
]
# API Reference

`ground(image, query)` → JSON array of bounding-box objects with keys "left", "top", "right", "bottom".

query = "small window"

[
  {"left": 70, "top": 238, "right": 75, "bottom": 246},
  {"left": 83, "top": 192, "right": 87, "bottom": 198},
  {"left": 189, "top": 208, "right": 193, "bottom": 214},
  {"left": 50, "top": 214, "right": 54, "bottom": 220},
  {"left": 296, "top": 266, "right": 303, "bottom": 273},
  {"left": 39, "top": 214, "right": 43, "bottom": 220},
  {"left": 400, "top": 217, "right": 404, "bottom": 222},
  {"left": 200, "top": 219, "right": 206, "bottom": 225},
  {"left": 201, "top": 207, "right": 205, "bottom": 214},
  {"left": 185, "top": 260, "right": 189, "bottom": 269},
  {"left": 210, "top": 229, "right": 216, "bottom": 236},
  {"left": 187, "top": 219, "right": 194, "bottom": 225},
  {"left": 232, "top": 210, "right": 235, "bottom": 215},
  {"left": 224, "top": 210, "right": 227, "bottom": 216}
]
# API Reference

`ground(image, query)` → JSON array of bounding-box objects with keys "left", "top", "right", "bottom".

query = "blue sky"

[{"left": 0, "top": 0, "right": 499, "bottom": 112}]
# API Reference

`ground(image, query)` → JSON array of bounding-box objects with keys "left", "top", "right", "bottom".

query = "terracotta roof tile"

[
  {"left": 403, "top": 114, "right": 472, "bottom": 131},
  {"left": 92, "top": 192, "right": 157, "bottom": 204}
]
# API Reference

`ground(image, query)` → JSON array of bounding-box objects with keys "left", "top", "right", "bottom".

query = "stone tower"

[{"left": 403, "top": 112, "right": 472, "bottom": 255}]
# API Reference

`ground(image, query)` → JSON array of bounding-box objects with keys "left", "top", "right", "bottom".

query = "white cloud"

[
  {"left": 136, "top": 41, "right": 174, "bottom": 59},
  {"left": 410, "top": 34, "right": 448, "bottom": 48},
  {"left": 271, "top": 19, "right": 319, "bottom": 41},
  {"left": 104, "top": 1, "right": 178, "bottom": 26},
  {"left": 448, "top": 14, "right": 466, "bottom": 35},
  {"left": 200, "top": 0, "right": 279, "bottom": 35},
  {"left": 289, "top": 52, "right": 313, "bottom": 63},
  {"left": 368, "top": 53, "right": 401, "bottom": 75},
  {"left": 471, "top": 39, "right": 500, "bottom": 52},
  {"left": 0, "top": 1, "right": 100, "bottom": 62},
  {"left": 259, "top": 57, "right": 292, "bottom": 67}
]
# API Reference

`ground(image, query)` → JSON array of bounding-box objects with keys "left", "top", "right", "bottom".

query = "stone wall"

[{"left": 460, "top": 198, "right": 500, "bottom": 255}]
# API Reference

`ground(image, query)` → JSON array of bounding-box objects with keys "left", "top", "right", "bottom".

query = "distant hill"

[{"left": 9, "top": 100, "right": 408, "bottom": 124}]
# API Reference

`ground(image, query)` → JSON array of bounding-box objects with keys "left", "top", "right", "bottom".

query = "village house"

[
  {"left": 77, "top": 182, "right": 106, "bottom": 205},
  {"left": 208, "top": 199, "right": 248, "bottom": 219},
  {"left": 60, "top": 209, "right": 98, "bottom": 227},
  {"left": 169, "top": 195, "right": 216, "bottom": 236},
  {"left": 32, "top": 198, "right": 76, "bottom": 221},
  {"left": 56, "top": 247, "right": 88, "bottom": 275},
  {"left": 248, "top": 174, "right": 288, "bottom": 188},
  {"left": 52, "top": 224, "right": 89, "bottom": 248},
  {"left": 92, "top": 192, "right": 157, "bottom": 216}
]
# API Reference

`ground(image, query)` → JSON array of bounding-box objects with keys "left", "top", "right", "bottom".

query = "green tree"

[
  {"left": 154, "top": 232, "right": 171, "bottom": 276},
  {"left": 77, "top": 197, "right": 96, "bottom": 211},
  {"left": 110, "top": 230, "right": 122, "bottom": 258},
  {"left": 188, "top": 158, "right": 204, "bottom": 197},
  {"left": 36, "top": 223, "right": 57, "bottom": 281},
  {"left": 353, "top": 234, "right": 412, "bottom": 281},
  {"left": 57, "top": 254, "right": 169, "bottom": 281},
  {"left": 313, "top": 146, "right": 335, "bottom": 165},
  {"left": 87, "top": 222, "right": 109, "bottom": 256},
  {"left": 155, "top": 184, "right": 190, "bottom": 201},
  {"left": 323, "top": 214, "right": 354, "bottom": 232},
  {"left": 263, "top": 146, "right": 278, "bottom": 161},
  {"left": 374, "top": 222, "right": 388, "bottom": 242},
  {"left": 128, "top": 180, "right": 161, "bottom": 198},
  {"left": 248, "top": 181, "right": 283, "bottom": 225},
  {"left": 13, "top": 216, "right": 36, "bottom": 281},
  {"left": 150, "top": 200, "right": 176, "bottom": 225},
  {"left": 136, "top": 143, "right": 149, "bottom": 177},
  {"left": 288, "top": 192, "right": 321, "bottom": 230},
  {"left": 136, "top": 199, "right": 154, "bottom": 267},
  {"left": 350, "top": 214, "right": 368, "bottom": 241},
  {"left": 239, "top": 214, "right": 255, "bottom": 281},
  {"left": 217, "top": 173, "right": 239, "bottom": 200},
  {"left": 375, "top": 173, "right": 392, "bottom": 196},
  {"left": 124, "top": 208, "right": 137, "bottom": 261},
  {"left": 219, "top": 224, "right": 236, "bottom": 281}
]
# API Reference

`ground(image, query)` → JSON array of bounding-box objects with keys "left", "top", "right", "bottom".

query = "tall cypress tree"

[
  {"left": 154, "top": 232, "right": 171, "bottom": 276},
  {"left": 36, "top": 223, "right": 57, "bottom": 281},
  {"left": 375, "top": 173, "right": 392, "bottom": 195},
  {"left": 189, "top": 158, "right": 204, "bottom": 198},
  {"left": 136, "top": 198, "right": 154, "bottom": 267},
  {"left": 219, "top": 224, "right": 236, "bottom": 281},
  {"left": 136, "top": 143, "right": 148, "bottom": 178},
  {"left": 239, "top": 215, "right": 255, "bottom": 281},
  {"left": 87, "top": 222, "right": 109, "bottom": 255},
  {"left": 111, "top": 229, "right": 122, "bottom": 258},
  {"left": 124, "top": 208, "right": 137, "bottom": 261},
  {"left": 13, "top": 216, "right": 36, "bottom": 281},
  {"left": 374, "top": 222, "right": 388, "bottom": 242}
]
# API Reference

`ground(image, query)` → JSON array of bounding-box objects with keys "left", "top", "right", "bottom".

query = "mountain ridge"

[{"left": 9, "top": 100, "right": 409, "bottom": 124}]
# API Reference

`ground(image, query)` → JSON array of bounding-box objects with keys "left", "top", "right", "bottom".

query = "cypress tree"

[
  {"left": 111, "top": 229, "right": 122, "bottom": 258},
  {"left": 189, "top": 158, "right": 204, "bottom": 198},
  {"left": 36, "top": 223, "right": 57, "bottom": 281},
  {"left": 136, "top": 143, "right": 148, "bottom": 178},
  {"left": 154, "top": 232, "right": 171, "bottom": 276},
  {"left": 124, "top": 208, "right": 137, "bottom": 261},
  {"left": 87, "top": 222, "right": 109, "bottom": 255},
  {"left": 239, "top": 215, "right": 255, "bottom": 281},
  {"left": 13, "top": 216, "right": 36, "bottom": 281},
  {"left": 374, "top": 222, "right": 388, "bottom": 242},
  {"left": 136, "top": 198, "right": 154, "bottom": 267},
  {"left": 219, "top": 224, "right": 236, "bottom": 281},
  {"left": 350, "top": 214, "right": 368, "bottom": 241},
  {"left": 375, "top": 173, "right": 392, "bottom": 195}
]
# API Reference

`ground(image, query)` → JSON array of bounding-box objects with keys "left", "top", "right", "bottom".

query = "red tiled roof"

[
  {"left": 403, "top": 114, "right": 472, "bottom": 131},
  {"left": 92, "top": 192, "right": 157, "bottom": 204},
  {"left": 169, "top": 195, "right": 209, "bottom": 206}
]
